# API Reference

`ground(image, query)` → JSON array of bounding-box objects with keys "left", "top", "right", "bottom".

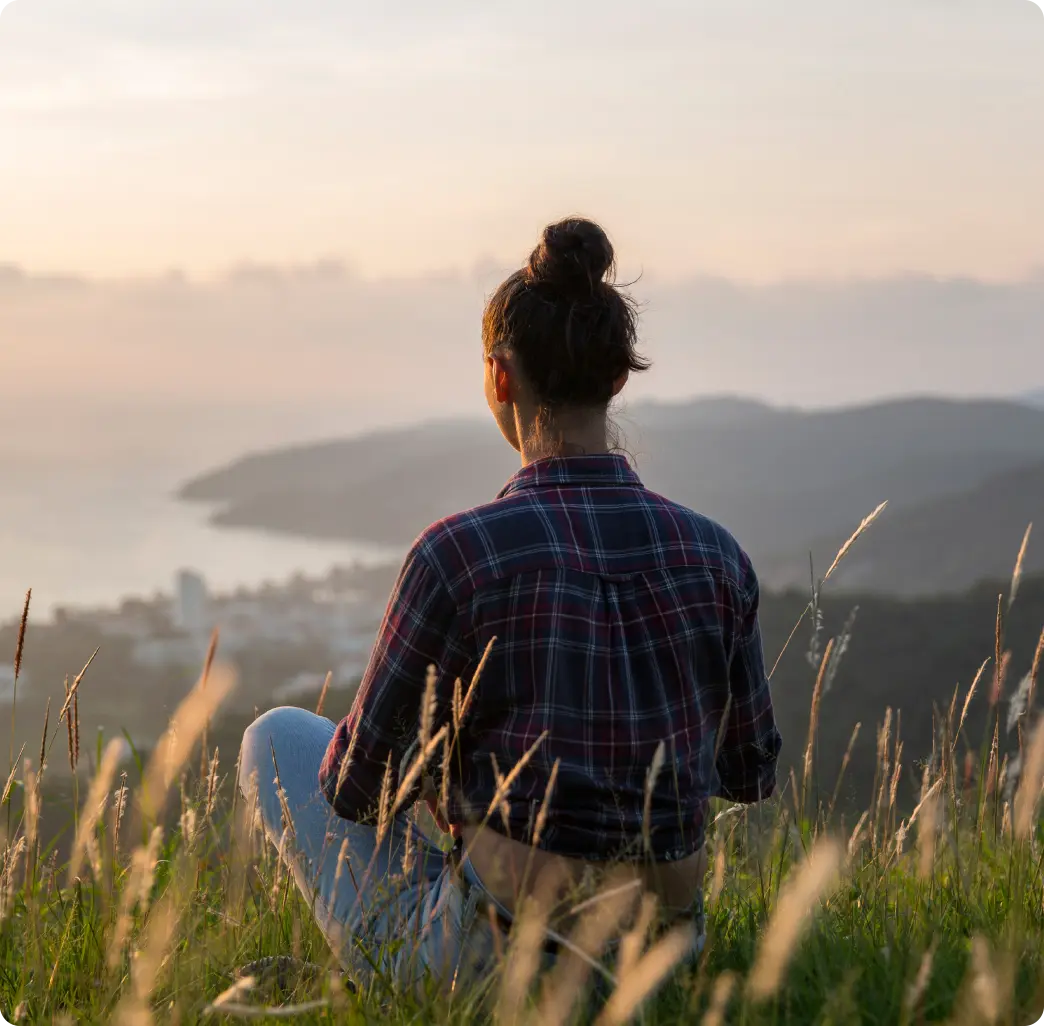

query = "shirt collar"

[{"left": 497, "top": 453, "right": 643, "bottom": 499}]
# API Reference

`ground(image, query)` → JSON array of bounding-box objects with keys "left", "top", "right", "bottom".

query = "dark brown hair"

[{"left": 482, "top": 217, "right": 650, "bottom": 410}]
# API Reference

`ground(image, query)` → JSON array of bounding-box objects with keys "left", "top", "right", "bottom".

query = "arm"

[
  {"left": 713, "top": 559, "right": 783, "bottom": 803},
  {"left": 318, "top": 543, "right": 465, "bottom": 822}
]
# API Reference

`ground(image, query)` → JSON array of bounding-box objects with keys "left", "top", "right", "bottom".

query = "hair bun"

[{"left": 526, "top": 217, "right": 615, "bottom": 295}]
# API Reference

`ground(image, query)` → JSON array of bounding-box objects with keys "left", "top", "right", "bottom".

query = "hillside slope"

[
  {"left": 180, "top": 395, "right": 1044, "bottom": 593},
  {"left": 760, "top": 462, "right": 1044, "bottom": 596}
]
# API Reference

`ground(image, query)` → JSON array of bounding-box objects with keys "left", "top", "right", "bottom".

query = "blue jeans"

[
  {"left": 238, "top": 706, "right": 503, "bottom": 992},
  {"left": 238, "top": 706, "right": 706, "bottom": 994}
]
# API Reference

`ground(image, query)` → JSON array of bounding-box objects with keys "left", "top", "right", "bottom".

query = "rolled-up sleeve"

[
  {"left": 714, "top": 559, "right": 783, "bottom": 804},
  {"left": 319, "top": 543, "right": 466, "bottom": 822}
]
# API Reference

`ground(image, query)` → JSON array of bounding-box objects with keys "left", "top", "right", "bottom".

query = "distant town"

[
  {"left": 0, "top": 560, "right": 402, "bottom": 763},
  {"left": 61, "top": 561, "right": 397, "bottom": 699}
]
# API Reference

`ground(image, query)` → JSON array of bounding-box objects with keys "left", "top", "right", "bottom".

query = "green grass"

[{"left": 2, "top": 600, "right": 1044, "bottom": 1025}]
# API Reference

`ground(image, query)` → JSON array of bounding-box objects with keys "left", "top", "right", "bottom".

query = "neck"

[{"left": 516, "top": 408, "right": 611, "bottom": 466}]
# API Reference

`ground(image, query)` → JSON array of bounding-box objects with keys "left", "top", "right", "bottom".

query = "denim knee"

[
  {"left": 238, "top": 706, "right": 299, "bottom": 794},
  {"left": 238, "top": 705, "right": 337, "bottom": 801}
]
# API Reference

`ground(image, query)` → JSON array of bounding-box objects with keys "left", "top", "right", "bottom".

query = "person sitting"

[{"left": 237, "top": 216, "right": 782, "bottom": 995}]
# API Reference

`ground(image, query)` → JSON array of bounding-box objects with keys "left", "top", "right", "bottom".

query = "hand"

[{"left": 421, "top": 776, "right": 461, "bottom": 839}]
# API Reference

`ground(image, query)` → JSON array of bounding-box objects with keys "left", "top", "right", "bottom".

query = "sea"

[{"left": 0, "top": 398, "right": 403, "bottom": 623}]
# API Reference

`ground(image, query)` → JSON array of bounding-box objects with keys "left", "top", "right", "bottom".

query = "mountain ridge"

[{"left": 180, "top": 394, "right": 1044, "bottom": 595}]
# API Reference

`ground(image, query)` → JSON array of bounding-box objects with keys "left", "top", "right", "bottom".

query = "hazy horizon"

[{"left": 3, "top": 262, "right": 1042, "bottom": 436}]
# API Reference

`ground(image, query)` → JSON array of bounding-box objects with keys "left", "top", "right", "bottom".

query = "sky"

[
  {"left": 1, "top": 0, "right": 1043, "bottom": 436},
  {"left": 2, "top": 0, "right": 1044, "bottom": 281}
]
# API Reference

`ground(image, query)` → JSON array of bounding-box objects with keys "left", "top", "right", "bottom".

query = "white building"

[{"left": 174, "top": 570, "right": 209, "bottom": 636}]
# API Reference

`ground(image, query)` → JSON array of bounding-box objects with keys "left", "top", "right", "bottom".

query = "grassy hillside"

[
  {"left": 7, "top": 569, "right": 1044, "bottom": 826},
  {"left": 761, "top": 464, "right": 1044, "bottom": 596},
  {"left": 2, "top": 565, "right": 1043, "bottom": 1024},
  {"left": 178, "top": 396, "right": 1044, "bottom": 596}
]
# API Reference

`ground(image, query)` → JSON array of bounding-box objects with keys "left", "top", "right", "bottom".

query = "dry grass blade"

[
  {"left": 887, "top": 740, "right": 904, "bottom": 825},
  {"left": 0, "top": 837, "right": 28, "bottom": 923},
  {"left": 139, "top": 663, "right": 236, "bottom": 822},
  {"left": 642, "top": 741, "right": 666, "bottom": 856},
  {"left": 393, "top": 724, "right": 449, "bottom": 814},
  {"left": 1009, "top": 523, "right": 1032, "bottom": 609},
  {"left": 768, "top": 608, "right": 809, "bottom": 681},
  {"left": 484, "top": 730, "right": 549, "bottom": 824},
  {"left": 73, "top": 687, "right": 80, "bottom": 770},
  {"left": 827, "top": 722, "right": 861, "bottom": 821},
  {"left": 907, "top": 777, "right": 943, "bottom": 831},
  {"left": 315, "top": 671, "right": 332, "bottom": 718},
  {"left": 107, "top": 825, "right": 165, "bottom": 968},
  {"left": 953, "top": 659, "right": 990, "bottom": 751},
  {"left": 452, "top": 676, "right": 463, "bottom": 731},
  {"left": 1, "top": 743, "right": 25, "bottom": 806},
  {"left": 9, "top": 588, "right": 31, "bottom": 770},
  {"left": 269, "top": 740, "right": 297, "bottom": 846},
  {"left": 58, "top": 648, "right": 99, "bottom": 724},
  {"left": 700, "top": 972, "right": 737, "bottom": 1026},
  {"left": 916, "top": 789, "right": 940, "bottom": 880},
  {"left": 769, "top": 503, "right": 884, "bottom": 681},
  {"left": 990, "top": 651, "right": 1011, "bottom": 709},
  {"left": 374, "top": 752, "right": 395, "bottom": 849},
  {"left": 712, "top": 695, "right": 733, "bottom": 763},
  {"left": 802, "top": 638, "right": 835, "bottom": 813},
  {"left": 68, "top": 738, "right": 127, "bottom": 885},
  {"left": 207, "top": 976, "right": 257, "bottom": 1009},
  {"left": 460, "top": 635, "right": 497, "bottom": 726},
  {"left": 440, "top": 729, "right": 452, "bottom": 834},
  {"left": 24, "top": 761, "right": 40, "bottom": 855},
  {"left": 615, "top": 892, "right": 658, "bottom": 982},
  {"left": 822, "top": 502, "right": 888, "bottom": 585},
  {"left": 114, "top": 891, "right": 181, "bottom": 1026},
  {"left": 1028, "top": 626, "right": 1044, "bottom": 715},
  {"left": 420, "top": 663, "right": 437, "bottom": 747},
  {"left": 200, "top": 627, "right": 219, "bottom": 686},
  {"left": 595, "top": 922, "right": 697, "bottom": 1026},
  {"left": 38, "top": 696, "right": 50, "bottom": 774},
  {"left": 968, "top": 936, "right": 1002, "bottom": 1024},
  {"left": 904, "top": 941, "right": 938, "bottom": 1017},
  {"left": 537, "top": 872, "right": 638, "bottom": 1026},
  {"left": 13, "top": 588, "right": 30, "bottom": 682},
  {"left": 64, "top": 677, "right": 75, "bottom": 773},
  {"left": 496, "top": 863, "right": 570, "bottom": 1026},
  {"left": 568, "top": 878, "right": 643, "bottom": 920},
  {"left": 1014, "top": 717, "right": 1044, "bottom": 841},
  {"left": 709, "top": 840, "right": 726, "bottom": 909},
  {"left": 530, "top": 758, "right": 560, "bottom": 851},
  {"left": 992, "top": 595, "right": 1003, "bottom": 706},
  {"left": 199, "top": 628, "right": 220, "bottom": 772},
  {"left": 202, "top": 999, "right": 331, "bottom": 1018},
  {"left": 747, "top": 838, "right": 844, "bottom": 1000}
]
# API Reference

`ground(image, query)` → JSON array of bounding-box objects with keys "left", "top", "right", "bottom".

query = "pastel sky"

[
  {"left": 2, "top": 0, "right": 1043, "bottom": 281},
  {"left": 5, "top": 1, "right": 1044, "bottom": 644}
]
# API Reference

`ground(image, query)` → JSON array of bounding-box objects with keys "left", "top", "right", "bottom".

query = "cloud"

[{"left": 2, "top": 264, "right": 1042, "bottom": 419}]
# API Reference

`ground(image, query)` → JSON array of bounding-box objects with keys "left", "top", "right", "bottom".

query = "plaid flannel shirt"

[{"left": 319, "top": 454, "right": 781, "bottom": 861}]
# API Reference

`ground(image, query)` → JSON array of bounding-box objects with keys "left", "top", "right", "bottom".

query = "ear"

[
  {"left": 488, "top": 353, "right": 513, "bottom": 405},
  {"left": 610, "top": 370, "right": 630, "bottom": 398}
]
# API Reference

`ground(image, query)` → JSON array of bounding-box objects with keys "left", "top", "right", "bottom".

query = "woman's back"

[
  {"left": 322, "top": 451, "right": 780, "bottom": 866},
  {"left": 272, "top": 216, "right": 784, "bottom": 983}
]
